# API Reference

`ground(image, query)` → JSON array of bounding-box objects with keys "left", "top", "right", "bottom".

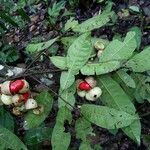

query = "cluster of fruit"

[
  {"left": 0, "top": 79, "right": 43, "bottom": 116},
  {"left": 76, "top": 76, "right": 102, "bottom": 101}
]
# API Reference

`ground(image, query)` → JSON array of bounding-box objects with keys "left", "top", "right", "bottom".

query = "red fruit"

[
  {"left": 22, "top": 92, "right": 30, "bottom": 103},
  {"left": 10, "top": 80, "right": 24, "bottom": 93},
  {"left": 78, "top": 81, "right": 91, "bottom": 91}
]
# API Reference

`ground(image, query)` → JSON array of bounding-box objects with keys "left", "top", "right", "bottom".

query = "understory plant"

[{"left": 0, "top": 1, "right": 150, "bottom": 150}]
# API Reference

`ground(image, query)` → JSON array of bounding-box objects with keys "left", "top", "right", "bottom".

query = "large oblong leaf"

[
  {"left": 67, "top": 33, "right": 93, "bottom": 74},
  {"left": 24, "top": 91, "right": 53, "bottom": 129},
  {"left": 0, "top": 126, "right": 27, "bottom": 150},
  {"left": 81, "top": 104, "right": 138, "bottom": 129},
  {"left": 60, "top": 71, "right": 75, "bottom": 90},
  {"left": 100, "top": 31, "right": 136, "bottom": 62},
  {"left": 98, "top": 75, "right": 141, "bottom": 144},
  {"left": 115, "top": 70, "right": 136, "bottom": 88},
  {"left": 24, "top": 126, "right": 52, "bottom": 145},
  {"left": 98, "top": 75, "right": 136, "bottom": 114},
  {"left": 73, "top": 11, "right": 115, "bottom": 33},
  {"left": 50, "top": 56, "right": 67, "bottom": 70},
  {"left": 58, "top": 83, "right": 76, "bottom": 109},
  {"left": 81, "top": 61, "right": 121, "bottom": 75},
  {"left": 0, "top": 107, "right": 14, "bottom": 131},
  {"left": 125, "top": 46, "right": 150, "bottom": 72},
  {"left": 26, "top": 37, "right": 58, "bottom": 53},
  {"left": 51, "top": 107, "right": 72, "bottom": 150}
]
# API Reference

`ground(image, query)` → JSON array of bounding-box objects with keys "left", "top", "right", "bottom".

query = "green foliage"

[
  {"left": 132, "top": 73, "right": 150, "bottom": 103},
  {"left": 81, "top": 61, "right": 121, "bottom": 75},
  {"left": 129, "top": 26, "right": 142, "bottom": 50},
  {"left": 0, "top": 125, "right": 27, "bottom": 150},
  {"left": 100, "top": 31, "right": 136, "bottom": 62},
  {"left": 1, "top": 0, "right": 150, "bottom": 149},
  {"left": 64, "top": 17, "right": 78, "bottom": 31},
  {"left": 26, "top": 37, "right": 58, "bottom": 54},
  {"left": 24, "top": 126, "right": 52, "bottom": 145},
  {"left": 60, "top": 71, "right": 75, "bottom": 90},
  {"left": 97, "top": 75, "right": 141, "bottom": 144},
  {"left": 50, "top": 56, "right": 67, "bottom": 70},
  {"left": 66, "top": 33, "right": 93, "bottom": 74},
  {"left": 73, "top": 10, "right": 115, "bottom": 33},
  {"left": 24, "top": 91, "right": 53, "bottom": 129},
  {"left": 75, "top": 118, "right": 94, "bottom": 150},
  {"left": 0, "top": 107, "right": 14, "bottom": 131},
  {"left": 115, "top": 70, "right": 136, "bottom": 88},
  {"left": 51, "top": 107, "right": 72, "bottom": 150},
  {"left": 125, "top": 46, "right": 150, "bottom": 72},
  {"left": 81, "top": 104, "right": 138, "bottom": 129},
  {"left": 48, "top": 1, "right": 65, "bottom": 25},
  {"left": 58, "top": 83, "right": 76, "bottom": 109}
]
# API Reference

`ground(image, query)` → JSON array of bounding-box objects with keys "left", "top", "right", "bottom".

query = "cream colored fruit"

[
  {"left": 85, "top": 76, "right": 97, "bottom": 88},
  {"left": 85, "top": 87, "right": 102, "bottom": 101},
  {"left": 1, "top": 94, "right": 13, "bottom": 105},
  {"left": 77, "top": 90, "right": 86, "bottom": 98},
  {"left": 25, "top": 98, "right": 38, "bottom": 110},
  {"left": 12, "top": 94, "right": 22, "bottom": 106},
  {"left": 1, "top": 81, "right": 11, "bottom": 95}
]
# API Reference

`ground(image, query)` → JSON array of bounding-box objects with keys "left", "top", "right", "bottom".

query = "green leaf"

[
  {"left": 48, "top": 1, "right": 65, "bottom": 17},
  {"left": 26, "top": 37, "right": 58, "bottom": 54},
  {"left": 97, "top": 75, "right": 141, "bottom": 143},
  {"left": 60, "top": 71, "right": 75, "bottom": 90},
  {"left": 81, "top": 104, "right": 138, "bottom": 129},
  {"left": 50, "top": 56, "right": 67, "bottom": 70},
  {"left": 79, "top": 142, "right": 93, "bottom": 150},
  {"left": 75, "top": 118, "right": 94, "bottom": 150},
  {"left": 112, "top": 72, "right": 135, "bottom": 101},
  {"left": 129, "top": 26, "right": 142, "bottom": 50},
  {"left": 100, "top": 31, "right": 136, "bottom": 62},
  {"left": 58, "top": 84, "right": 76, "bottom": 109},
  {"left": 115, "top": 70, "right": 136, "bottom": 88},
  {"left": 122, "top": 118, "right": 141, "bottom": 145},
  {"left": 67, "top": 33, "right": 93, "bottom": 74},
  {"left": 81, "top": 61, "right": 121, "bottom": 75},
  {"left": 24, "top": 91, "right": 53, "bottom": 129},
  {"left": 0, "top": 11, "right": 18, "bottom": 27},
  {"left": 125, "top": 46, "right": 150, "bottom": 72},
  {"left": 61, "top": 36, "right": 109, "bottom": 50},
  {"left": 73, "top": 11, "right": 115, "bottom": 33},
  {"left": 131, "top": 73, "right": 150, "bottom": 102},
  {"left": 61, "top": 36, "right": 77, "bottom": 49},
  {"left": 0, "top": 125, "right": 27, "bottom": 150},
  {"left": 64, "top": 17, "right": 78, "bottom": 31},
  {"left": 51, "top": 107, "right": 72, "bottom": 150},
  {"left": 17, "top": 8, "right": 30, "bottom": 22},
  {"left": 98, "top": 75, "right": 136, "bottom": 114},
  {"left": 24, "top": 126, "right": 52, "bottom": 145},
  {"left": 0, "top": 107, "right": 14, "bottom": 132}
]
